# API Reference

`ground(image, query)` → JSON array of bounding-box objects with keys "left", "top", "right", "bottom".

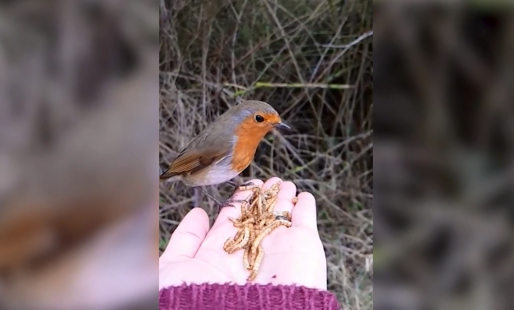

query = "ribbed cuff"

[{"left": 159, "top": 283, "right": 341, "bottom": 310}]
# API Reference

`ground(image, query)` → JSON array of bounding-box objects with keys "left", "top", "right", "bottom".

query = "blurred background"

[
  {"left": 159, "top": 0, "right": 372, "bottom": 308},
  {"left": 0, "top": 1, "right": 158, "bottom": 310},
  {"left": 375, "top": 2, "right": 514, "bottom": 310}
]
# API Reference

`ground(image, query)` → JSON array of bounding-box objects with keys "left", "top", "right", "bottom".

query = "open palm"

[{"left": 159, "top": 177, "right": 327, "bottom": 290}]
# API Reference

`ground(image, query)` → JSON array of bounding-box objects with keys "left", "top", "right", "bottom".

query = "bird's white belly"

[{"left": 183, "top": 164, "right": 240, "bottom": 187}]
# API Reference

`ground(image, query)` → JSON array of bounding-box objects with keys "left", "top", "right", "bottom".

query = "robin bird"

[{"left": 159, "top": 100, "right": 290, "bottom": 208}]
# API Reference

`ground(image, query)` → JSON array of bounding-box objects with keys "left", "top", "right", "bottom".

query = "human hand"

[{"left": 159, "top": 177, "right": 327, "bottom": 290}]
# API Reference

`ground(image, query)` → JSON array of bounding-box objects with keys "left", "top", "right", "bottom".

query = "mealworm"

[
  {"left": 230, "top": 226, "right": 249, "bottom": 252},
  {"left": 223, "top": 181, "right": 292, "bottom": 282},
  {"left": 223, "top": 238, "right": 235, "bottom": 252},
  {"left": 243, "top": 246, "right": 251, "bottom": 270}
]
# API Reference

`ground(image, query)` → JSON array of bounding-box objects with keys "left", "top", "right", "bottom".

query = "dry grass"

[{"left": 159, "top": 0, "right": 372, "bottom": 308}]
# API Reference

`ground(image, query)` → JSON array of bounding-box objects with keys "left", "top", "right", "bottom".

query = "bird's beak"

[{"left": 274, "top": 121, "right": 291, "bottom": 130}]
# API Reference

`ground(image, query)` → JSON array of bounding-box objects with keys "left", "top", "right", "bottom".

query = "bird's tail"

[{"left": 159, "top": 168, "right": 179, "bottom": 182}]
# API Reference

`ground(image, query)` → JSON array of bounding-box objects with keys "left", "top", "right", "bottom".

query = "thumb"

[{"left": 159, "top": 208, "right": 210, "bottom": 265}]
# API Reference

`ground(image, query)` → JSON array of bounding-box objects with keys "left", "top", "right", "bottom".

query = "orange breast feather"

[{"left": 230, "top": 118, "right": 270, "bottom": 172}]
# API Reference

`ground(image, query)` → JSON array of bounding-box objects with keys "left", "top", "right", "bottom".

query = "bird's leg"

[
  {"left": 222, "top": 198, "right": 248, "bottom": 207},
  {"left": 224, "top": 180, "right": 245, "bottom": 201},
  {"left": 196, "top": 186, "right": 223, "bottom": 206},
  {"left": 193, "top": 188, "right": 201, "bottom": 207},
  {"left": 223, "top": 179, "right": 259, "bottom": 207},
  {"left": 225, "top": 180, "right": 239, "bottom": 190},
  {"left": 196, "top": 187, "right": 234, "bottom": 211},
  {"left": 197, "top": 181, "right": 260, "bottom": 212},
  {"left": 226, "top": 179, "right": 257, "bottom": 192},
  {"left": 239, "top": 181, "right": 257, "bottom": 189}
]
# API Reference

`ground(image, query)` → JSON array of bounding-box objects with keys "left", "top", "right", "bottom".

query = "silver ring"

[
  {"left": 275, "top": 215, "right": 289, "bottom": 221},
  {"left": 273, "top": 211, "right": 291, "bottom": 222}
]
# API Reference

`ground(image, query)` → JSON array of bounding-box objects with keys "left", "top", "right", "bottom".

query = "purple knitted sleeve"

[{"left": 159, "top": 283, "right": 341, "bottom": 310}]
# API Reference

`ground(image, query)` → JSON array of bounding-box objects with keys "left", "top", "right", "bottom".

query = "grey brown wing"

[{"left": 159, "top": 127, "right": 234, "bottom": 179}]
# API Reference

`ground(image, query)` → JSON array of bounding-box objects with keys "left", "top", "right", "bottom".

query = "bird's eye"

[{"left": 255, "top": 115, "right": 265, "bottom": 122}]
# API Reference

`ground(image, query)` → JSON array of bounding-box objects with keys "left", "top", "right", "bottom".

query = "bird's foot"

[
  {"left": 197, "top": 185, "right": 253, "bottom": 213},
  {"left": 225, "top": 180, "right": 238, "bottom": 189},
  {"left": 213, "top": 198, "right": 251, "bottom": 214},
  {"left": 231, "top": 182, "right": 258, "bottom": 202},
  {"left": 225, "top": 197, "right": 250, "bottom": 206},
  {"left": 226, "top": 181, "right": 258, "bottom": 197},
  {"left": 237, "top": 181, "right": 258, "bottom": 191},
  {"left": 226, "top": 180, "right": 257, "bottom": 190}
]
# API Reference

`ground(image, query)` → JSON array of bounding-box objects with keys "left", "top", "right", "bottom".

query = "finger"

[
  {"left": 291, "top": 192, "right": 318, "bottom": 234},
  {"left": 212, "top": 178, "right": 264, "bottom": 230},
  {"left": 263, "top": 177, "right": 296, "bottom": 216},
  {"left": 159, "top": 207, "right": 210, "bottom": 265}
]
